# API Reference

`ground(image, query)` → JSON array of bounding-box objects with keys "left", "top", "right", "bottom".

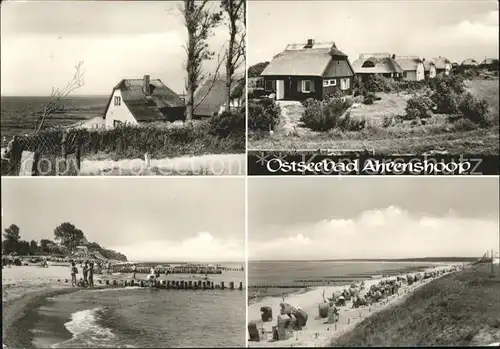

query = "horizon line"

[{"left": 248, "top": 257, "right": 484, "bottom": 262}]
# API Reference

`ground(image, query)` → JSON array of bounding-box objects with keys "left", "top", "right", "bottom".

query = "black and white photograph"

[
  {"left": 247, "top": 177, "right": 499, "bottom": 347},
  {"left": 1, "top": 178, "right": 246, "bottom": 348},
  {"left": 1, "top": 0, "right": 246, "bottom": 176},
  {"left": 247, "top": 1, "right": 499, "bottom": 158}
]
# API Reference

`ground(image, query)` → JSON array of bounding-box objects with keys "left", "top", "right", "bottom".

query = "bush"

[
  {"left": 364, "top": 74, "right": 397, "bottom": 93},
  {"left": 431, "top": 82, "right": 460, "bottom": 114},
  {"left": 404, "top": 95, "right": 434, "bottom": 120},
  {"left": 364, "top": 97, "right": 374, "bottom": 105},
  {"left": 300, "top": 97, "right": 353, "bottom": 131},
  {"left": 208, "top": 109, "right": 245, "bottom": 138},
  {"left": 247, "top": 98, "right": 281, "bottom": 131},
  {"left": 458, "top": 92, "right": 490, "bottom": 126},
  {"left": 301, "top": 98, "right": 316, "bottom": 109},
  {"left": 336, "top": 112, "right": 366, "bottom": 131}
]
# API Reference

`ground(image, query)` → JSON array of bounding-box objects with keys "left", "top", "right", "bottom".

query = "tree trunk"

[{"left": 225, "top": 15, "right": 237, "bottom": 113}]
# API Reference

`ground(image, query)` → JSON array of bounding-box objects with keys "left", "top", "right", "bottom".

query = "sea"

[
  {"left": 14, "top": 264, "right": 245, "bottom": 348},
  {"left": 248, "top": 260, "right": 456, "bottom": 287},
  {"left": 1, "top": 96, "right": 108, "bottom": 139}
]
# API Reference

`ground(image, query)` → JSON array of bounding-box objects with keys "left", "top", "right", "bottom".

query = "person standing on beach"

[
  {"left": 71, "top": 262, "right": 78, "bottom": 286},
  {"left": 132, "top": 263, "right": 137, "bottom": 279},
  {"left": 88, "top": 261, "right": 94, "bottom": 288},
  {"left": 83, "top": 261, "right": 89, "bottom": 286}
]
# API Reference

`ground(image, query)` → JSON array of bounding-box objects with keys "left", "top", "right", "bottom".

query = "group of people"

[{"left": 70, "top": 260, "right": 95, "bottom": 287}]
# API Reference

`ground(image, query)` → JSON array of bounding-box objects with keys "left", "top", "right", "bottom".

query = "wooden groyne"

[{"left": 57, "top": 278, "right": 244, "bottom": 290}]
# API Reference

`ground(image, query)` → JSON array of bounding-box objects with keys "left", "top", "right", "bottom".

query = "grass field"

[
  {"left": 331, "top": 263, "right": 500, "bottom": 347},
  {"left": 248, "top": 78, "right": 499, "bottom": 155}
]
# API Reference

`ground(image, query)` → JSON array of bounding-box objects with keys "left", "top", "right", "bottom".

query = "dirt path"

[
  {"left": 276, "top": 101, "right": 305, "bottom": 136},
  {"left": 248, "top": 265, "right": 456, "bottom": 347}
]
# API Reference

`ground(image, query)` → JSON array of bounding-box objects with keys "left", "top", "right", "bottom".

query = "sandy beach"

[{"left": 247, "top": 264, "right": 459, "bottom": 347}]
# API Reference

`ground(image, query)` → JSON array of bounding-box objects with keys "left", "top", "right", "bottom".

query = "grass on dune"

[{"left": 331, "top": 263, "right": 500, "bottom": 347}]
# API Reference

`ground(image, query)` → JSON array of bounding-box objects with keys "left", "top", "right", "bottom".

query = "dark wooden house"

[{"left": 260, "top": 39, "right": 355, "bottom": 101}]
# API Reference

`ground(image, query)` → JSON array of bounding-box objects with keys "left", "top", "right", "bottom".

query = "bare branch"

[
  {"left": 194, "top": 47, "right": 227, "bottom": 111},
  {"left": 33, "top": 61, "right": 85, "bottom": 135}
]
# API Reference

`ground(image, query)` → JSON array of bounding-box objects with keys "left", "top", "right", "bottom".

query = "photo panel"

[
  {"left": 1, "top": 177, "right": 246, "bottom": 348},
  {"left": 247, "top": 177, "right": 499, "bottom": 346},
  {"left": 247, "top": 0, "right": 499, "bottom": 175},
  {"left": 1, "top": 0, "right": 246, "bottom": 176}
]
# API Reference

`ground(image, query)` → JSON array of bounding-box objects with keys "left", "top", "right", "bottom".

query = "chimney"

[
  {"left": 143, "top": 75, "right": 151, "bottom": 96},
  {"left": 305, "top": 39, "right": 315, "bottom": 48},
  {"left": 392, "top": 54, "right": 396, "bottom": 59}
]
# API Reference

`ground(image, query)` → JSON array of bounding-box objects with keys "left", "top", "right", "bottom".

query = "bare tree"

[
  {"left": 221, "top": 0, "right": 245, "bottom": 112},
  {"left": 180, "top": 0, "right": 222, "bottom": 121},
  {"left": 34, "top": 61, "right": 85, "bottom": 135},
  {"left": 193, "top": 47, "right": 227, "bottom": 111}
]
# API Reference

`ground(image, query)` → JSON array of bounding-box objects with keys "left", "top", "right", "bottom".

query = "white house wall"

[
  {"left": 415, "top": 63, "right": 425, "bottom": 81},
  {"left": 104, "top": 89, "right": 138, "bottom": 128},
  {"left": 403, "top": 71, "right": 417, "bottom": 81},
  {"left": 429, "top": 66, "right": 437, "bottom": 78}
]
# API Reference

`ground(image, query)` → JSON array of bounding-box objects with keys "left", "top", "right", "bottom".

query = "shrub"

[
  {"left": 301, "top": 97, "right": 316, "bottom": 109},
  {"left": 364, "top": 74, "right": 397, "bottom": 93},
  {"left": 404, "top": 95, "right": 434, "bottom": 120},
  {"left": 458, "top": 92, "right": 490, "bottom": 126},
  {"left": 431, "top": 82, "right": 460, "bottom": 114},
  {"left": 336, "top": 112, "right": 366, "bottom": 131},
  {"left": 452, "top": 118, "right": 478, "bottom": 131},
  {"left": 247, "top": 98, "right": 281, "bottom": 131},
  {"left": 364, "top": 97, "right": 374, "bottom": 105},
  {"left": 208, "top": 109, "right": 245, "bottom": 138},
  {"left": 300, "top": 97, "right": 353, "bottom": 131}
]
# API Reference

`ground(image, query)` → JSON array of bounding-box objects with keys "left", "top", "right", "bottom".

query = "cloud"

[
  {"left": 110, "top": 232, "right": 244, "bottom": 263},
  {"left": 249, "top": 207, "right": 499, "bottom": 261}
]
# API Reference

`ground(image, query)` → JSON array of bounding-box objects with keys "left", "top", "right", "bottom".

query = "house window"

[
  {"left": 323, "top": 79, "right": 337, "bottom": 87},
  {"left": 340, "top": 78, "right": 350, "bottom": 91},
  {"left": 301, "top": 80, "right": 312, "bottom": 93},
  {"left": 114, "top": 96, "right": 121, "bottom": 106},
  {"left": 113, "top": 120, "right": 123, "bottom": 127},
  {"left": 403, "top": 72, "right": 407, "bottom": 78},
  {"left": 362, "top": 61, "right": 376, "bottom": 68},
  {"left": 265, "top": 79, "right": 276, "bottom": 91}
]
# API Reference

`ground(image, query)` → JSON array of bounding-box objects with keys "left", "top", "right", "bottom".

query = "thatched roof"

[
  {"left": 394, "top": 56, "right": 423, "bottom": 71},
  {"left": 261, "top": 41, "right": 352, "bottom": 77},
  {"left": 481, "top": 58, "right": 497, "bottom": 65},
  {"left": 423, "top": 60, "right": 436, "bottom": 71},
  {"left": 193, "top": 74, "right": 244, "bottom": 117},
  {"left": 352, "top": 53, "right": 403, "bottom": 74},
  {"left": 104, "top": 78, "right": 184, "bottom": 122},
  {"left": 461, "top": 58, "right": 478, "bottom": 66},
  {"left": 432, "top": 57, "right": 451, "bottom": 70}
]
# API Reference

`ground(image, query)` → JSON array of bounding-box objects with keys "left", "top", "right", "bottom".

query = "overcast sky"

[
  {"left": 1, "top": 1, "right": 232, "bottom": 96},
  {"left": 248, "top": 177, "right": 499, "bottom": 260},
  {"left": 1, "top": 178, "right": 245, "bottom": 262},
  {"left": 248, "top": 0, "right": 498, "bottom": 66}
]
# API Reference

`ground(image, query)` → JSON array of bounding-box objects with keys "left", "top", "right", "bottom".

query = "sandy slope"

[{"left": 247, "top": 265, "right": 455, "bottom": 347}]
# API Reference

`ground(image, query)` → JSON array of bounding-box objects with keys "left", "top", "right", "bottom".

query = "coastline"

[
  {"left": 2, "top": 285, "right": 81, "bottom": 349},
  {"left": 247, "top": 264, "right": 459, "bottom": 347}
]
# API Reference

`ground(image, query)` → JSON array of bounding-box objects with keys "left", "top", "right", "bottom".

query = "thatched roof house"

[
  {"left": 352, "top": 53, "right": 404, "bottom": 78},
  {"left": 193, "top": 74, "right": 245, "bottom": 117},
  {"left": 461, "top": 58, "right": 479, "bottom": 67},
  {"left": 431, "top": 57, "right": 452, "bottom": 75},
  {"left": 260, "top": 39, "right": 356, "bottom": 100},
  {"left": 103, "top": 75, "right": 185, "bottom": 128},
  {"left": 393, "top": 56, "right": 425, "bottom": 81},
  {"left": 423, "top": 59, "right": 437, "bottom": 79}
]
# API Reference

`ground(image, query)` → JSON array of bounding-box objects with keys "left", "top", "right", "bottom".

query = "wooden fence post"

[
  {"left": 75, "top": 132, "right": 82, "bottom": 174},
  {"left": 8, "top": 136, "right": 23, "bottom": 176},
  {"left": 32, "top": 148, "right": 41, "bottom": 176}
]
